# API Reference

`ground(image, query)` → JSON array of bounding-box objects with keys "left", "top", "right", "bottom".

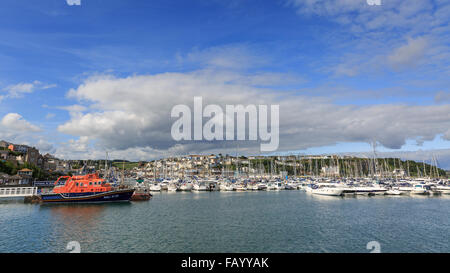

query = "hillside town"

[{"left": 0, "top": 140, "right": 70, "bottom": 185}]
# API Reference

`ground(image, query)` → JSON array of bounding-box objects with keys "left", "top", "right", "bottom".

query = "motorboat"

[
  {"left": 385, "top": 188, "right": 403, "bottom": 195},
  {"left": 257, "top": 183, "right": 268, "bottom": 191},
  {"left": 234, "top": 184, "right": 247, "bottom": 191},
  {"left": 435, "top": 184, "right": 450, "bottom": 194},
  {"left": 410, "top": 184, "right": 430, "bottom": 195},
  {"left": 310, "top": 183, "right": 344, "bottom": 196},
  {"left": 267, "top": 182, "right": 280, "bottom": 191}
]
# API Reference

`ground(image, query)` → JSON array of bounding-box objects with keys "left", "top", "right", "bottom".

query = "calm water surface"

[{"left": 0, "top": 191, "right": 449, "bottom": 253}]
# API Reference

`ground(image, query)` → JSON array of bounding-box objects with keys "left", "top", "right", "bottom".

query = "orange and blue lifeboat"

[{"left": 40, "top": 173, "right": 134, "bottom": 203}]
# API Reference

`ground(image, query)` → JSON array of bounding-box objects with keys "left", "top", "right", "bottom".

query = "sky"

[{"left": 0, "top": 0, "right": 449, "bottom": 168}]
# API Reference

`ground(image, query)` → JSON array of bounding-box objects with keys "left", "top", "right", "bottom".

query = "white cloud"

[
  {"left": 286, "top": 1, "right": 449, "bottom": 77},
  {"left": 58, "top": 105, "right": 87, "bottom": 112},
  {"left": 286, "top": 0, "right": 437, "bottom": 33},
  {"left": 0, "top": 113, "right": 41, "bottom": 143},
  {"left": 36, "top": 139, "right": 55, "bottom": 154},
  {"left": 4, "top": 82, "right": 34, "bottom": 98},
  {"left": 56, "top": 71, "right": 450, "bottom": 160},
  {"left": 57, "top": 104, "right": 88, "bottom": 118},
  {"left": 66, "top": 0, "right": 81, "bottom": 6},
  {"left": 54, "top": 141, "right": 189, "bottom": 161},
  {"left": 2, "top": 80, "right": 56, "bottom": 99},
  {"left": 388, "top": 37, "right": 428, "bottom": 69},
  {"left": 67, "top": 136, "right": 90, "bottom": 152},
  {"left": 1, "top": 113, "right": 41, "bottom": 133}
]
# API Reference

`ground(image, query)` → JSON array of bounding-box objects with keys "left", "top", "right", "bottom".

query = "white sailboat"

[
  {"left": 179, "top": 182, "right": 193, "bottom": 191},
  {"left": 369, "top": 184, "right": 388, "bottom": 195},
  {"left": 149, "top": 183, "right": 161, "bottom": 192},
  {"left": 234, "top": 184, "right": 247, "bottom": 191},
  {"left": 192, "top": 182, "right": 207, "bottom": 191},
  {"left": 219, "top": 182, "right": 234, "bottom": 191},
  {"left": 167, "top": 183, "right": 178, "bottom": 192}
]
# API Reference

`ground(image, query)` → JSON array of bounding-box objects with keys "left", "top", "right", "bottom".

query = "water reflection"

[
  {"left": 0, "top": 197, "right": 25, "bottom": 204},
  {"left": 41, "top": 204, "right": 104, "bottom": 235},
  {"left": 38, "top": 203, "right": 132, "bottom": 252}
]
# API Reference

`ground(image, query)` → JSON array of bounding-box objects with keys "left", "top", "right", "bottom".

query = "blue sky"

[{"left": 0, "top": 0, "right": 449, "bottom": 167}]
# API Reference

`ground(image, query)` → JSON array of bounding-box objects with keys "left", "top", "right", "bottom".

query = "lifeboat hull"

[{"left": 40, "top": 189, "right": 135, "bottom": 203}]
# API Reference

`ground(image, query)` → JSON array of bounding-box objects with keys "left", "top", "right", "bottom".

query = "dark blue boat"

[{"left": 40, "top": 189, "right": 135, "bottom": 203}]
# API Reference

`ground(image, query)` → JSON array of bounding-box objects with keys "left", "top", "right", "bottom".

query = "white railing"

[{"left": 0, "top": 187, "right": 38, "bottom": 197}]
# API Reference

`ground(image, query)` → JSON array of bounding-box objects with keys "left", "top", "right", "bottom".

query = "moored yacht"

[
  {"left": 267, "top": 182, "right": 280, "bottom": 191},
  {"left": 192, "top": 182, "right": 207, "bottom": 191},
  {"left": 234, "top": 184, "right": 247, "bottom": 191},
  {"left": 219, "top": 183, "right": 228, "bottom": 191},
  {"left": 397, "top": 185, "right": 415, "bottom": 194},
  {"left": 284, "top": 183, "right": 297, "bottom": 190},
  {"left": 351, "top": 186, "right": 373, "bottom": 196},
  {"left": 385, "top": 188, "right": 403, "bottom": 195},
  {"left": 410, "top": 184, "right": 430, "bottom": 195},
  {"left": 435, "top": 184, "right": 450, "bottom": 194},
  {"left": 159, "top": 181, "right": 169, "bottom": 191},
  {"left": 167, "top": 183, "right": 178, "bottom": 192},
  {"left": 179, "top": 182, "right": 193, "bottom": 191},
  {"left": 257, "top": 183, "right": 268, "bottom": 191},
  {"left": 370, "top": 184, "right": 388, "bottom": 195},
  {"left": 149, "top": 183, "right": 161, "bottom": 192},
  {"left": 310, "top": 183, "right": 344, "bottom": 196},
  {"left": 219, "top": 182, "right": 234, "bottom": 191}
]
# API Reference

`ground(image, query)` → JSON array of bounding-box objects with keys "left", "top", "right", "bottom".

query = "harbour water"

[{"left": 0, "top": 191, "right": 449, "bottom": 253}]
